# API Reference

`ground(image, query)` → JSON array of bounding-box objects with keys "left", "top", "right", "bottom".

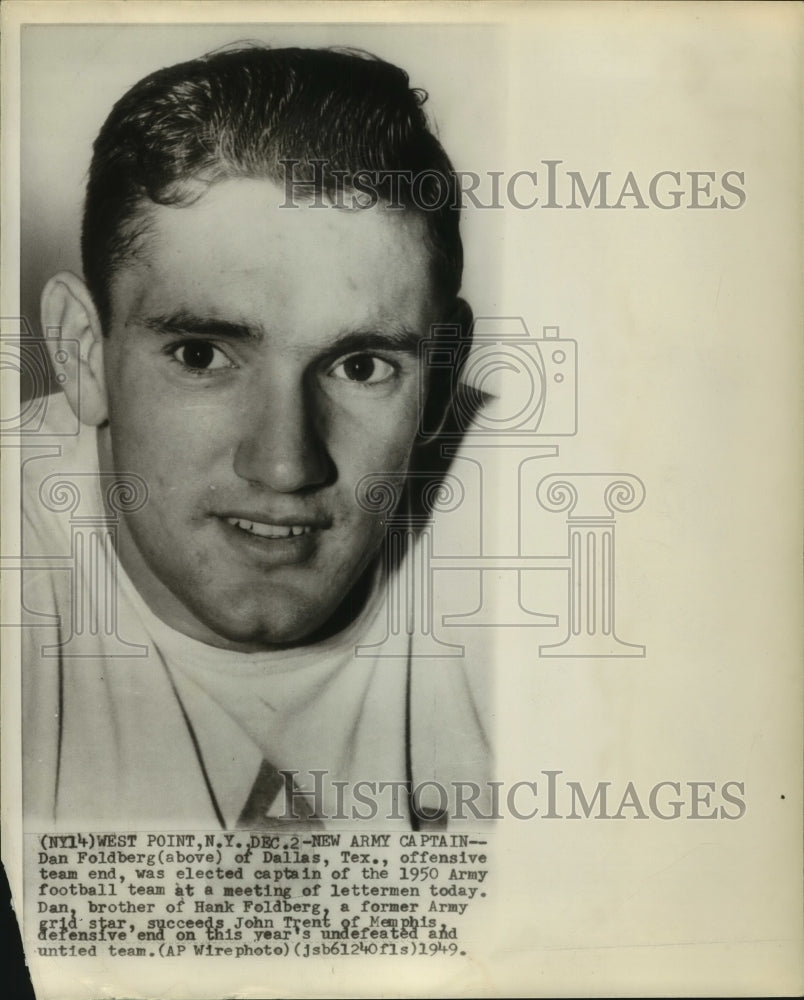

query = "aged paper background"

[{"left": 2, "top": 1, "right": 802, "bottom": 997}]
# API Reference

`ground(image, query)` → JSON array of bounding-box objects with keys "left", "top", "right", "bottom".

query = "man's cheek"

[
  {"left": 119, "top": 406, "right": 227, "bottom": 463},
  {"left": 348, "top": 423, "right": 418, "bottom": 474}
]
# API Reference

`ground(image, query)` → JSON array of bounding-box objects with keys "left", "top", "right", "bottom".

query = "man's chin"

[
  {"left": 181, "top": 578, "right": 375, "bottom": 652},
  {"left": 190, "top": 605, "right": 338, "bottom": 653},
  {"left": 136, "top": 545, "right": 383, "bottom": 651}
]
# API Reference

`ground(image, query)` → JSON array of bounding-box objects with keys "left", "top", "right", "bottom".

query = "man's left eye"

[
  {"left": 169, "top": 341, "right": 233, "bottom": 372},
  {"left": 330, "top": 354, "right": 396, "bottom": 384}
]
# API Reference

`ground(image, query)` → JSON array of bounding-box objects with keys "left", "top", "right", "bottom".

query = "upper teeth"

[{"left": 227, "top": 518, "right": 310, "bottom": 539}]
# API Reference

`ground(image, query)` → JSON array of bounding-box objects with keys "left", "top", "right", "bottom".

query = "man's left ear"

[
  {"left": 40, "top": 271, "right": 108, "bottom": 427},
  {"left": 418, "top": 297, "right": 474, "bottom": 445}
]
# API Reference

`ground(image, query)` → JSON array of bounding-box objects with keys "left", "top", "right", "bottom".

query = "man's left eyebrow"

[
  {"left": 327, "top": 327, "right": 422, "bottom": 356},
  {"left": 137, "top": 312, "right": 261, "bottom": 341}
]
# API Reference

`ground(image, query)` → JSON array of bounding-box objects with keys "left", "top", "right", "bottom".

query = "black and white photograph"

[{"left": 2, "top": 2, "right": 802, "bottom": 997}]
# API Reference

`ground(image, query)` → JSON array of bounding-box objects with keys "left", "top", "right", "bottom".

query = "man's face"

[{"left": 99, "top": 179, "right": 440, "bottom": 650}]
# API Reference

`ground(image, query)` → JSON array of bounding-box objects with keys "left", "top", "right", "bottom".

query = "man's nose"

[{"left": 233, "top": 382, "right": 332, "bottom": 493}]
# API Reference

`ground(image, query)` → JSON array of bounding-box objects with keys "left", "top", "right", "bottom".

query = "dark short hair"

[{"left": 82, "top": 45, "right": 464, "bottom": 328}]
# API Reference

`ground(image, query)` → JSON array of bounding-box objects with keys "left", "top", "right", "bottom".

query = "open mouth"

[{"left": 225, "top": 517, "right": 312, "bottom": 539}]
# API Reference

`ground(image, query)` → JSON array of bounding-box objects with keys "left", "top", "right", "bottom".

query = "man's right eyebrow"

[{"left": 135, "top": 312, "right": 262, "bottom": 341}]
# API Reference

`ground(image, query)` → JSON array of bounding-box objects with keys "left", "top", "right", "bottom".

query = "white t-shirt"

[{"left": 22, "top": 394, "right": 492, "bottom": 830}]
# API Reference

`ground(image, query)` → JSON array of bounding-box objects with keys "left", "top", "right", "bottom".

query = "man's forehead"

[
  {"left": 131, "top": 178, "right": 431, "bottom": 257},
  {"left": 108, "top": 178, "right": 439, "bottom": 339}
]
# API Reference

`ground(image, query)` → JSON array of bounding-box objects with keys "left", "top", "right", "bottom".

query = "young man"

[{"left": 22, "top": 46, "right": 491, "bottom": 830}]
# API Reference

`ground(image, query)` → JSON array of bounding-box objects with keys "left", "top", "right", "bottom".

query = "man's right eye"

[{"left": 168, "top": 340, "right": 234, "bottom": 373}]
